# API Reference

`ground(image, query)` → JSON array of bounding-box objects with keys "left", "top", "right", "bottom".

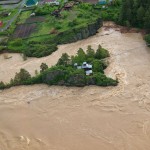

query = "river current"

[{"left": 0, "top": 22, "right": 150, "bottom": 150}]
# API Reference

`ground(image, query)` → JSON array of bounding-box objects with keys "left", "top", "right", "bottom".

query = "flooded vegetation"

[{"left": 0, "top": 22, "right": 150, "bottom": 150}]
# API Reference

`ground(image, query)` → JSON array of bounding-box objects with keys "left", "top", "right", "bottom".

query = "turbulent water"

[{"left": 0, "top": 22, "right": 150, "bottom": 150}]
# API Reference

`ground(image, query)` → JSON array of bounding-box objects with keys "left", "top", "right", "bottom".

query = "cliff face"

[
  {"left": 57, "top": 18, "right": 102, "bottom": 44},
  {"left": 75, "top": 19, "right": 101, "bottom": 40}
]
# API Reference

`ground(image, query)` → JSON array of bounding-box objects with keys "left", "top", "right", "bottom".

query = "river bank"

[{"left": 0, "top": 22, "right": 150, "bottom": 150}]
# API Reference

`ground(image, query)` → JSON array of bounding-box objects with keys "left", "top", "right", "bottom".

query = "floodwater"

[{"left": 0, "top": 22, "right": 150, "bottom": 150}]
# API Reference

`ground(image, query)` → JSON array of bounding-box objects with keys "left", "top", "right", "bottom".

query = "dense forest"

[
  {"left": 119, "top": 0, "right": 150, "bottom": 30},
  {"left": 101, "top": 0, "right": 150, "bottom": 44}
]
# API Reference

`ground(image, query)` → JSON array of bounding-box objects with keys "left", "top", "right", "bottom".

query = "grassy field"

[
  {"left": 14, "top": 3, "right": 101, "bottom": 38},
  {"left": 0, "top": 6, "right": 19, "bottom": 22},
  {"left": 6, "top": 2, "right": 102, "bottom": 57},
  {"left": 17, "top": 10, "right": 32, "bottom": 24}
]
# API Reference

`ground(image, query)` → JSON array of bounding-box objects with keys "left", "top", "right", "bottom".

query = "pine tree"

[
  {"left": 119, "top": 0, "right": 150, "bottom": 29},
  {"left": 144, "top": 8, "right": 150, "bottom": 29},
  {"left": 86, "top": 45, "right": 95, "bottom": 58},
  {"left": 137, "top": 6, "right": 145, "bottom": 27},
  {"left": 14, "top": 69, "right": 31, "bottom": 85},
  {"left": 57, "top": 53, "right": 70, "bottom": 66}
]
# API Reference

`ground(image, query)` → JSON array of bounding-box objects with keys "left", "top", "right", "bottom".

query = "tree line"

[{"left": 119, "top": 0, "right": 150, "bottom": 30}]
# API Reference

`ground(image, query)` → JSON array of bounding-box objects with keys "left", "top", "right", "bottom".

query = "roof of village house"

[
  {"left": 25, "top": 0, "right": 38, "bottom": 7},
  {"left": 75, "top": 62, "right": 92, "bottom": 69},
  {"left": 98, "top": 0, "right": 113, "bottom": 4},
  {"left": 44, "top": 0, "right": 57, "bottom": 2},
  {"left": 81, "top": 0, "right": 98, "bottom": 4},
  {"left": 86, "top": 70, "right": 93, "bottom": 75},
  {"left": 74, "top": 62, "right": 93, "bottom": 75}
]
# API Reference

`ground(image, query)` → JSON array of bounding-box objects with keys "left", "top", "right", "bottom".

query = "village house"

[
  {"left": 0, "top": 21, "right": 3, "bottom": 27},
  {"left": 41, "top": 0, "right": 60, "bottom": 5},
  {"left": 81, "top": 0, "right": 98, "bottom": 4},
  {"left": 64, "top": 1, "right": 75, "bottom": 10},
  {"left": 98, "top": 0, "right": 113, "bottom": 5},
  {"left": 81, "top": 0, "right": 113, "bottom": 5},
  {"left": 25, "top": 0, "right": 38, "bottom": 7},
  {"left": 74, "top": 62, "right": 93, "bottom": 76}
]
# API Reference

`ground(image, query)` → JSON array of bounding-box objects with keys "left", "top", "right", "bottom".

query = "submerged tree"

[{"left": 40, "top": 63, "right": 48, "bottom": 73}]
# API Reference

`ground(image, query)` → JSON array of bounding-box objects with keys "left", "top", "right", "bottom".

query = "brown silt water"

[{"left": 0, "top": 22, "right": 150, "bottom": 150}]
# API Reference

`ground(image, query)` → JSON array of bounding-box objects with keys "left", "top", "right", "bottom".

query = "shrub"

[
  {"left": 93, "top": 72, "right": 118, "bottom": 86},
  {"left": 68, "top": 19, "right": 78, "bottom": 27},
  {"left": 0, "top": 81, "right": 5, "bottom": 89},
  {"left": 35, "top": 4, "right": 58, "bottom": 16},
  {"left": 77, "top": 13, "right": 83, "bottom": 18},
  {"left": 40, "top": 63, "right": 48, "bottom": 73},
  {"left": 9, "top": 38, "right": 23, "bottom": 47},
  {"left": 23, "top": 43, "right": 57, "bottom": 57},
  {"left": 145, "top": 34, "right": 150, "bottom": 45},
  {"left": 95, "top": 45, "right": 109, "bottom": 59},
  {"left": 55, "top": 24, "right": 62, "bottom": 29},
  {"left": 92, "top": 60, "right": 104, "bottom": 73},
  {"left": 13, "top": 68, "right": 31, "bottom": 85},
  {"left": 42, "top": 66, "right": 69, "bottom": 85}
]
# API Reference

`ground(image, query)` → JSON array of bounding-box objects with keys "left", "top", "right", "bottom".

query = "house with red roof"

[{"left": 0, "top": 21, "right": 3, "bottom": 27}]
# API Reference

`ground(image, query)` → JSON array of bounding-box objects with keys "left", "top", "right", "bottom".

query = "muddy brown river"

[{"left": 0, "top": 22, "right": 150, "bottom": 150}]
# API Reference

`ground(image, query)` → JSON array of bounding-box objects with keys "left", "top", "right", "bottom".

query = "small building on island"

[
  {"left": 74, "top": 62, "right": 93, "bottom": 76},
  {"left": 25, "top": 0, "right": 38, "bottom": 7}
]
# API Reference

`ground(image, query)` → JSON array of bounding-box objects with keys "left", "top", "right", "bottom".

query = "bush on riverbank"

[
  {"left": 145, "top": 34, "right": 150, "bottom": 46},
  {"left": 0, "top": 45, "right": 118, "bottom": 89}
]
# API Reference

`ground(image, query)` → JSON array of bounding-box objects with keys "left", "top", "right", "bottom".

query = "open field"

[
  {"left": 17, "top": 10, "right": 32, "bottom": 24},
  {"left": 13, "top": 23, "right": 37, "bottom": 38}
]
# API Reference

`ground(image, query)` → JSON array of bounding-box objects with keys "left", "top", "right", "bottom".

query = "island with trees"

[{"left": 0, "top": 45, "right": 118, "bottom": 89}]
